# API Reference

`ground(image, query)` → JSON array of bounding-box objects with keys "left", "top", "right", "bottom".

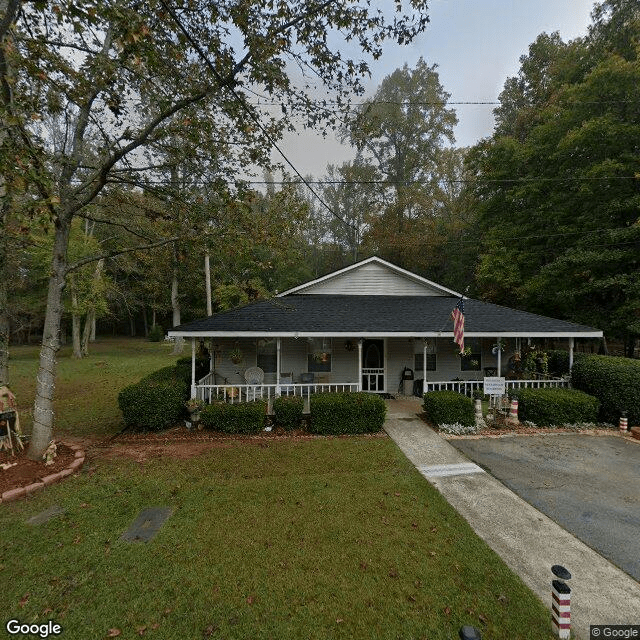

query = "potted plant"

[
  {"left": 228, "top": 346, "right": 243, "bottom": 364},
  {"left": 185, "top": 398, "right": 205, "bottom": 427}
]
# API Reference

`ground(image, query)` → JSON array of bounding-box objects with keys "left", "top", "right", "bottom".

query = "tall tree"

[
  {"left": 347, "top": 58, "right": 458, "bottom": 272},
  {"left": 2, "top": 1, "right": 432, "bottom": 458},
  {"left": 470, "top": 0, "right": 640, "bottom": 351}
]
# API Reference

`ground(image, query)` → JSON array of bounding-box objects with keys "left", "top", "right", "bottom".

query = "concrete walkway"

[{"left": 385, "top": 398, "right": 640, "bottom": 640}]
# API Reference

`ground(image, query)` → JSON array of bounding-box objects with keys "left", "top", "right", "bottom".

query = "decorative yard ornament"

[
  {"left": 43, "top": 441, "right": 58, "bottom": 466},
  {"left": 0, "top": 386, "right": 23, "bottom": 454}
]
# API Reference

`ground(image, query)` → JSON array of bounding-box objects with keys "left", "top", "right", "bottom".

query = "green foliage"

[
  {"left": 571, "top": 355, "right": 640, "bottom": 424},
  {"left": 273, "top": 395, "right": 304, "bottom": 431},
  {"left": 148, "top": 324, "right": 164, "bottom": 342},
  {"left": 118, "top": 376, "right": 188, "bottom": 432},
  {"left": 309, "top": 392, "right": 387, "bottom": 435},
  {"left": 515, "top": 388, "right": 600, "bottom": 426},
  {"left": 470, "top": 4, "right": 640, "bottom": 343},
  {"left": 423, "top": 391, "right": 475, "bottom": 428},
  {"left": 117, "top": 357, "right": 209, "bottom": 431},
  {"left": 174, "top": 357, "right": 209, "bottom": 387},
  {"left": 200, "top": 401, "right": 267, "bottom": 434}
]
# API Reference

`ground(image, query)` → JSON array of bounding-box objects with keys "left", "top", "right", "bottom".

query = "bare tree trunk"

[
  {"left": 152, "top": 308, "right": 157, "bottom": 328},
  {"left": 28, "top": 212, "right": 72, "bottom": 459},
  {"left": 80, "top": 258, "right": 103, "bottom": 356},
  {"left": 204, "top": 249, "right": 212, "bottom": 316},
  {"left": 80, "top": 309, "right": 94, "bottom": 356},
  {"left": 0, "top": 232, "right": 9, "bottom": 385},
  {"left": 171, "top": 245, "right": 183, "bottom": 354},
  {"left": 142, "top": 306, "right": 148, "bottom": 337},
  {"left": 70, "top": 276, "right": 83, "bottom": 359},
  {"left": 90, "top": 315, "right": 96, "bottom": 341},
  {"left": 129, "top": 315, "right": 136, "bottom": 337}
]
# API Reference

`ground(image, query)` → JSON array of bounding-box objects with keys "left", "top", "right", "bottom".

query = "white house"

[{"left": 168, "top": 257, "right": 603, "bottom": 403}]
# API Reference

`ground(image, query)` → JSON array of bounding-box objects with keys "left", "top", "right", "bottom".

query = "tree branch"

[{"left": 64, "top": 235, "right": 180, "bottom": 274}]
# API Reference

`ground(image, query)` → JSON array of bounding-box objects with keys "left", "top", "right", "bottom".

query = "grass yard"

[
  {"left": 9, "top": 337, "right": 178, "bottom": 438},
  {"left": 0, "top": 438, "right": 555, "bottom": 640}
]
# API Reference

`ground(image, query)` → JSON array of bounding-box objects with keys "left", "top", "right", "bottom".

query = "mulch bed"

[{"left": 0, "top": 443, "right": 76, "bottom": 495}]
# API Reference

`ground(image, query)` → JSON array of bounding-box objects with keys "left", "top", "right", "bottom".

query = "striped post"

[
  {"left": 508, "top": 398, "right": 519, "bottom": 424},
  {"left": 619, "top": 411, "right": 628, "bottom": 433},
  {"left": 551, "top": 565, "right": 571, "bottom": 639}
]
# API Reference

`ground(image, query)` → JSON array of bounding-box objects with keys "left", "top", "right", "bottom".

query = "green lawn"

[
  {"left": 1, "top": 437, "right": 554, "bottom": 640},
  {"left": 4, "top": 338, "right": 554, "bottom": 639},
  {"left": 9, "top": 338, "right": 178, "bottom": 438}
]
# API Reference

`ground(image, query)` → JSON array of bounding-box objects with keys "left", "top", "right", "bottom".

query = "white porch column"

[
  {"left": 190, "top": 338, "right": 196, "bottom": 398},
  {"left": 276, "top": 337, "right": 281, "bottom": 395},
  {"left": 569, "top": 337, "right": 574, "bottom": 373},
  {"left": 357, "top": 339, "right": 363, "bottom": 391},
  {"left": 496, "top": 336, "right": 502, "bottom": 376},
  {"left": 209, "top": 339, "right": 215, "bottom": 373},
  {"left": 423, "top": 342, "right": 427, "bottom": 390}
]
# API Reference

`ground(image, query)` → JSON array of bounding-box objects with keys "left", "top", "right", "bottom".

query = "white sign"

[{"left": 484, "top": 376, "right": 506, "bottom": 396}]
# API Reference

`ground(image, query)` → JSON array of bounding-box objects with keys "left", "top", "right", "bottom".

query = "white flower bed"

[{"left": 438, "top": 422, "right": 479, "bottom": 435}]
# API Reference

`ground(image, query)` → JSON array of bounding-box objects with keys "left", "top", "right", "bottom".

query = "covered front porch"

[{"left": 185, "top": 334, "right": 578, "bottom": 403}]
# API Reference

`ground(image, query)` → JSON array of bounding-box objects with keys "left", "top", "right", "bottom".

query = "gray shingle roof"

[{"left": 169, "top": 295, "right": 601, "bottom": 336}]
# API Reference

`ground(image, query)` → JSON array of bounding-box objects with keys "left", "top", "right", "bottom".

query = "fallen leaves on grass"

[
  {"left": 246, "top": 595, "right": 255, "bottom": 605},
  {"left": 19, "top": 593, "right": 29, "bottom": 608},
  {"left": 106, "top": 629, "right": 121, "bottom": 637},
  {"left": 203, "top": 624, "right": 220, "bottom": 638}
]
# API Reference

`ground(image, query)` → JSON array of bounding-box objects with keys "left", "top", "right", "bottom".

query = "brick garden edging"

[{"left": 0, "top": 443, "right": 85, "bottom": 504}]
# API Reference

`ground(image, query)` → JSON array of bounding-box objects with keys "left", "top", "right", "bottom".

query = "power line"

[
  {"left": 126, "top": 175, "right": 640, "bottom": 186},
  {"left": 159, "top": 1, "right": 357, "bottom": 235}
]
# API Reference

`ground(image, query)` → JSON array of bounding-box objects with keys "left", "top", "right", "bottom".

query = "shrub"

[
  {"left": 273, "top": 395, "right": 304, "bottom": 430},
  {"left": 175, "top": 357, "right": 209, "bottom": 386},
  {"left": 118, "top": 359, "right": 206, "bottom": 431},
  {"left": 515, "top": 388, "right": 600, "bottom": 426},
  {"left": 148, "top": 324, "right": 164, "bottom": 342},
  {"left": 423, "top": 391, "right": 475, "bottom": 428},
  {"left": 571, "top": 355, "right": 640, "bottom": 424},
  {"left": 546, "top": 350, "right": 571, "bottom": 377},
  {"left": 309, "top": 392, "right": 387, "bottom": 435},
  {"left": 118, "top": 376, "right": 188, "bottom": 431},
  {"left": 201, "top": 401, "right": 267, "bottom": 434}
]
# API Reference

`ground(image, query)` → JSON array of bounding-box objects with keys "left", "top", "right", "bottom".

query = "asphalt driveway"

[{"left": 450, "top": 434, "right": 640, "bottom": 582}]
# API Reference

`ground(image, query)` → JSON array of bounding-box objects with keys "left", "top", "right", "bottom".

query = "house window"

[
  {"left": 461, "top": 338, "right": 482, "bottom": 371},
  {"left": 414, "top": 353, "right": 437, "bottom": 372},
  {"left": 307, "top": 338, "right": 332, "bottom": 372},
  {"left": 257, "top": 339, "right": 277, "bottom": 373}
]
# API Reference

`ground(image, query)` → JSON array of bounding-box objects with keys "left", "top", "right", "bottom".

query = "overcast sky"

[{"left": 273, "top": 0, "right": 597, "bottom": 179}]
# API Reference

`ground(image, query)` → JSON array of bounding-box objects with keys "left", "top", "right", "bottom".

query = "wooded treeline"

[{"left": 1, "top": 1, "right": 638, "bottom": 453}]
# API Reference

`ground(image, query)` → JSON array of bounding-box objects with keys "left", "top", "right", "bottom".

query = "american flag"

[{"left": 451, "top": 298, "right": 465, "bottom": 354}]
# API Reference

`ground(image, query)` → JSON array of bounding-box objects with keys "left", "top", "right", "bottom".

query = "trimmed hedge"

[
  {"left": 273, "top": 395, "right": 304, "bottom": 430},
  {"left": 175, "top": 357, "right": 209, "bottom": 387},
  {"left": 118, "top": 375, "right": 188, "bottom": 431},
  {"left": 423, "top": 391, "right": 475, "bottom": 428},
  {"left": 200, "top": 401, "right": 267, "bottom": 434},
  {"left": 571, "top": 355, "right": 640, "bottom": 424},
  {"left": 118, "top": 357, "right": 209, "bottom": 431},
  {"left": 309, "top": 392, "right": 387, "bottom": 435},
  {"left": 515, "top": 388, "right": 600, "bottom": 426}
]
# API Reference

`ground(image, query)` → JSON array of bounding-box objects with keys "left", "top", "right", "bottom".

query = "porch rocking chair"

[{"left": 244, "top": 366, "right": 265, "bottom": 401}]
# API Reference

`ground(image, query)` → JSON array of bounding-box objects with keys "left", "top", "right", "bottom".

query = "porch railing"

[
  {"left": 195, "top": 381, "right": 360, "bottom": 404},
  {"left": 423, "top": 378, "right": 569, "bottom": 397}
]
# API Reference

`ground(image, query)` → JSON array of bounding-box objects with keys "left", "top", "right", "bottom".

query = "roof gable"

[{"left": 278, "top": 256, "right": 461, "bottom": 297}]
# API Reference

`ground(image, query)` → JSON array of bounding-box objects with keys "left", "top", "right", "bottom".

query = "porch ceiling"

[{"left": 168, "top": 295, "right": 602, "bottom": 339}]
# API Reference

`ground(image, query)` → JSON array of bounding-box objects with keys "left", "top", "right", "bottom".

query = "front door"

[{"left": 362, "top": 339, "right": 385, "bottom": 392}]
